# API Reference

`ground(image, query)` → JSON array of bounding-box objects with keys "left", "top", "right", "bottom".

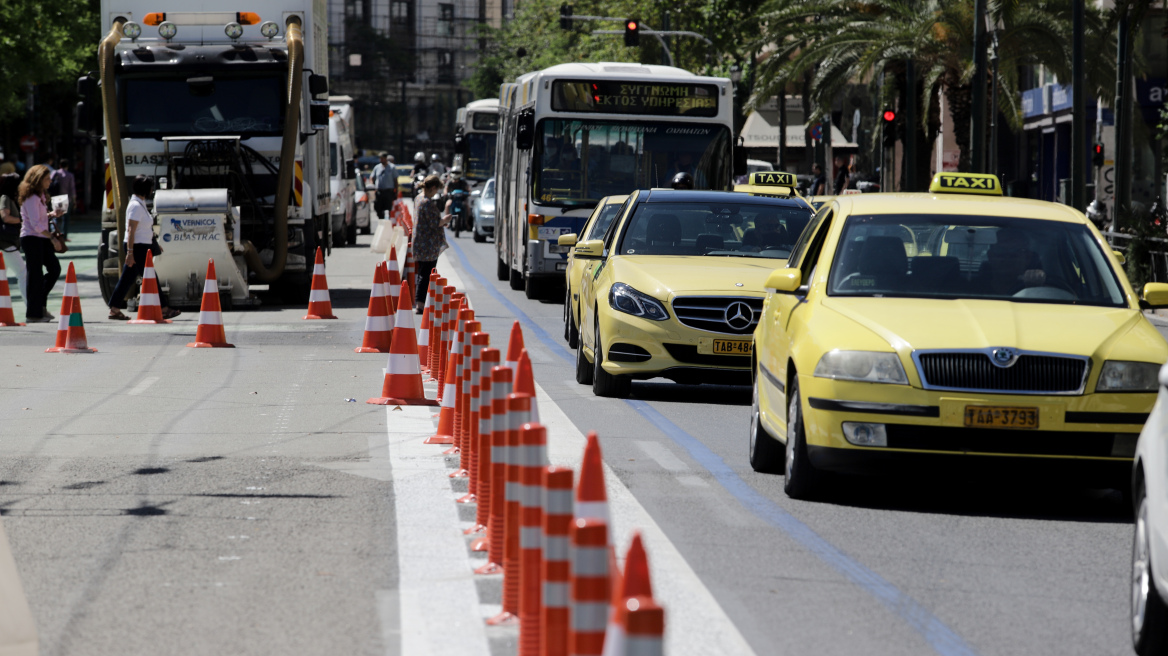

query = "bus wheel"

[
  {"left": 525, "top": 276, "right": 543, "bottom": 300},
  {"left": 496, "top": 257, "right": 509, "bottom": 281},
  {"left": 509, "top": 267, "right": 524, "bottom": 291}
]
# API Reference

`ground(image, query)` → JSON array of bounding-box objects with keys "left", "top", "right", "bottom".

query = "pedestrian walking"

[
  {"left": 107, "top": 175, "right": 180, "bottom": 321},
  {"left": 18, "top": 165, "right": 64, "bottom": 323},
  {"left": 371, "top": 152, "right": 395, "bottom": 220},
  {"left": 412, "top": 174, "right": 449, "bottom": 313},
  {"left": 0, "top": 173, "right": 28, "bottom": 311},
  {"left": 50, "top": 159, "right": 77, "bottom": 238},
  {"left": 832, "top": 155, "right": 851, "bottom": 195},
  {"left": 810, "top": 163, "right": 826, "bottom": 196}
]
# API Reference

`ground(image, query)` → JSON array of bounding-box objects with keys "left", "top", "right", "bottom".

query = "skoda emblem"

[
  {"left": 724, "top": 301, "right": 754, "bottom": 331},
  {"left": 990, "top": 347, "right": 1020, "bottom": 368}
]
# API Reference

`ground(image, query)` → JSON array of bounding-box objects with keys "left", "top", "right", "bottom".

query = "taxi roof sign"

[
  {"left": 929, "top": 172, "right": 1003, "bottom": 196},
  {"left": 748, "top": 171, "right": 797, "bottom": 187}
]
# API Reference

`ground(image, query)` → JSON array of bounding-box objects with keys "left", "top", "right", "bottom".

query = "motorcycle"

[{"left": 449, "top": 188, "right": 470, "bottom": 238}]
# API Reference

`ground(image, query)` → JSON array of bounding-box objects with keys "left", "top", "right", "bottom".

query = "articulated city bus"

[
  {"left": 452, "top": 98, "right": 499, "bottom": 188},
  {"left": 493, "top": 62, "right": 739, "bottom": 299}
]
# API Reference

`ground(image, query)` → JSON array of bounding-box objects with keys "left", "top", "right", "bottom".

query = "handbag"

[
  {"left": 51, "top": 231, "right": 67, "bottom": 254},
  {"left": 150, "top": 237, "right": 162, "bottom": 257}
]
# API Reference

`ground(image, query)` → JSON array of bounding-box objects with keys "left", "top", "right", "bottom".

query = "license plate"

[
  {"left": 538, "top": 226, "right": 571, "bottom": 240},
  {"left": 712, "top": 339, "right": 751, "bottom": 355},
  {"left": 963, "top": 406, "right": 1039, "bottom": 429}
]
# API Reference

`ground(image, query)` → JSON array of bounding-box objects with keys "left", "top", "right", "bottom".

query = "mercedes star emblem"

[{"left": 724, "top": 301, "right": 754, "bottom": 331}]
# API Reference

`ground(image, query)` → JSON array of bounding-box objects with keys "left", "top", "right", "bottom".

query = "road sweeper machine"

[{"left": 80, "top": 0, "right": 332, "bottom": 307}]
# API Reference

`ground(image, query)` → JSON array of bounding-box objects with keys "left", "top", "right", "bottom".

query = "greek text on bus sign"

[{"left": 552, "top": 80, "right": 719, "bottom": 117}]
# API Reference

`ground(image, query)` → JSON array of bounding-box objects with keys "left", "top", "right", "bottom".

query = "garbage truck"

[{"left": 79, "top": 0, "right": 332, "bottom": 307}]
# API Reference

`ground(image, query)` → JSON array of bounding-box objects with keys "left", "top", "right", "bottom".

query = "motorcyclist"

[
  {"left": 411, "top": 151, "right": 428, "bottom": 178},
  {"left": 670, "top": 172, "right": 694, "bottom": 190},
  {"left": 444, "top": 166, "right": 471, "bottom": 234},
  {"left": 428, "top": 152, "right": 447, "bottom": 176}
]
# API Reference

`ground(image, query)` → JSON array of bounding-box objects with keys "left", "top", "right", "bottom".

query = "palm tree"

[{"left": 750, "top": 0, "right": 1114, "bottom": 182}]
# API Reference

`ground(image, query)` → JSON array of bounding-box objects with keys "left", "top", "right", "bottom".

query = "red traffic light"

[
  {"left": 882, "top": 110, "right": 896, "bottom": 122},
  {"left": 1093, "top": 143, "right": 1103, "bottom": 155},
  {"left": 627, "top": 20, "right": 638, "bottom": 30}
]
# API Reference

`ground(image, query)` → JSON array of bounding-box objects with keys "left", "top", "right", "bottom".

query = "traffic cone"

[
  {"left": 603, "top": 533, "right": 659, "bottom": 656},
  {"left": 461, "top": 344, "right": 499, "bottom": 510},
  {"left": 377, "top": 261, "right": 394, "bottom": 314},
  {"left": 451, "top": 327, "right": 485, "bottom": 477},
  {"left": 129, "top": 250, "right": 171, "bottom": 324},
  {"left": 541, "top": 466, "right": 575, "bottom": 656},
  {"left": 424, "top": 326, "right": 462, "bottom": 444},
  {"left": 403, "top": 243, "right": 416, "bottom": 302},
  {"left": 518, "top": 423, "right": 550, "bottom": 656},
  {"left": 570, "top": 518, "right": 612, "bottom": 656},
  {"left": 506, "top": 320, "right": 525, "bottom": 375},
  {"left": 428, "top": 280, "right": 449, "bottom": 378},
  {"left": 355, "top": 263, "right": 394, "bottom": 353},
  {"left": 385, "top": 245, "right": 402, "bottom": 313},
  {"left": 417, "top": 297, "right": 433, "bottom": 374},
  {"left": 58, "top": 264, "right": 96, "bottom": 354},
  {"left": 303, "top": 246, "right": 338, "bottom": 320},
  {"left": 473, "top": 365, "right": 513, "bottom": 567},
  {"left": 515, "top": 348, "right": 541, "bottom": 423},
  {"left": 487, "top": 392, "right": 533, "bottom": 626},
  {"left": 187, "top": 259, "right": 235, "bottom": 348},
  {"left": 367, "top": 281, "right": 437, "bottom": 406},
  {"left": 45, "top": 271, "right": 77, "bottom": 352},
  {"left": 0, "top": 252, "right": 24, "bottom": 326},
  {"left": 576, "top": 432, "right": 611, "bottom": 528},
  {"left": 446, "top": 308, "right": 476, "bottom": 454},
  {"left": 437, "top": 292, "right": 462, "bottom": 401}
]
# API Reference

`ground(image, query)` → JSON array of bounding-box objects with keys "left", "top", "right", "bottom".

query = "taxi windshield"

[
  {"left": 616, "top": 202, "right": 812, "bottom": 259},
  {"left": 583, "top": 201, "right": 626, "bottom": 241},
  {"left": 827, "top": 214, "right": 1126, "bottom": 307}
]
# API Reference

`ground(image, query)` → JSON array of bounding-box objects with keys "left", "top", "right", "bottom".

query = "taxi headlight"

[
  {"left": 609, "top": 283, "right": 668, "bottom": 321},
  {"left": 1096, "top": 361, "right": 1159, "bottom": 392},
  {"left": 814, "top": 350, "right": 908, "bottom": 385}
]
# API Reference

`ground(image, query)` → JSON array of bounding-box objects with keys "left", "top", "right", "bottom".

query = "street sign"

[
  {"left": 809, "top": 123, "right": 823, "bottom": 141},
  {"left": 19, "top": 135, "right": 38, "bottom": 153}
]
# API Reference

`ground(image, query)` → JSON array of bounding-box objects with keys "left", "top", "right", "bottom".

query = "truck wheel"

[
  {"left": 473, "top": 230, "right": 486, "bottom": 243},
  {"left": 496, "top": 257, "right": 509, "bottom": 281},
  {"left": 509, "top": 267, "right": 524, "bottom": 291}
]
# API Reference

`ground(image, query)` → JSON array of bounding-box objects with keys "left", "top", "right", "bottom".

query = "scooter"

[{"left": 449, "top": 188, "right": 470, "bottom": 238}]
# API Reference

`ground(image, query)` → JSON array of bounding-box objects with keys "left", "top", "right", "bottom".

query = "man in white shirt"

[{"left": 107, "top": 175, "right": 180, "bottom": 320}]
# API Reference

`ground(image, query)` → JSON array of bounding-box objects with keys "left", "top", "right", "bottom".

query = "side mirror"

[
  {"left": 1144, "top": 283, "right": 1168, "bottom": 308},
  {"left": 733, "top": 136, "right": 748, "bottom": 177},
  {"left": 308, "top": 74, "right": 329, "bottom": 97},
  {"left": 573, "top": 239, "right": 604, "bottom": 259},
  {"left": 1113, "top": 250, "right": 1127, "bottom": 265},
  {"left": 558, "top": 233, "right": 578, "bottom": 248},
  {"left": 308, "top": 100, "right": 329, "bottom": 132},
  {"left": 764, "top": 267, "right": 802, "bottom": 294},
  {"left": 516, "top": 108, "right": 535, "bottom": 151}
]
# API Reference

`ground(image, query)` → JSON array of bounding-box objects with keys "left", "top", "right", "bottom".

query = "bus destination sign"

[{"left": 552, "top": 80, "right": 719, "bottom": 117}]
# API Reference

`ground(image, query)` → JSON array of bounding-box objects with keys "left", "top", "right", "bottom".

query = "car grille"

[
  {"left": 663, "top": 344, "right": 750, "bottom": 368},
  {"left": 671, "top": 296, "right": 764, "bottom": 335},
  {"left": 915, "top": 351, "right": 1089, "bottom": 394}
]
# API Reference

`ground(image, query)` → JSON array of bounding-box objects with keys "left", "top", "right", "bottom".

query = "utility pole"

[
  {"left": 777, "top": 94, "right": 787, "bottom": 170},
  {"left": 1113, "top": 3, "right": 1132, "bottom": 228},
  {"left": 1070, "top": 0, "right": 1086, "bottom": 211},
  {"left": 970, "top": 0, "right": 987, "bottom": 173},
  {"left": 905, "top": 60, "right": 917, "bottom": 191}
]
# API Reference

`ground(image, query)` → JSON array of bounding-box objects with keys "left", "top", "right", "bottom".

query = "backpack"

[{"left": 48, "top": 171, "right": 62, "bottom": 197}]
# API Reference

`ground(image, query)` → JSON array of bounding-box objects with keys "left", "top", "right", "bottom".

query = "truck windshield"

[
  {"left": 465, "top": 133, "right": 497, "bottom": 181},
  {"left": 533, "top": 119, "right": 731, "bottom": 207},
  {"left": 119, "top": 74, "right": 285, "bottom": 137}
]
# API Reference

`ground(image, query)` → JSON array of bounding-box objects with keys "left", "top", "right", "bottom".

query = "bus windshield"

[
  {"left": 533, "top": 119, "right": 731, "bottom": 207},
  {"left": 119, "top": 73, "right": 285, "bottom": 137},
  {"left": 465, "top": 133, "right": 497, "bottom": 181}
]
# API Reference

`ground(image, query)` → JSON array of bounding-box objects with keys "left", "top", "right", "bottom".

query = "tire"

[
  {"left": 474, "top": 230, "right": 486, "bottom": 243},
  {"left": 749, "top": 369, "right": 785, "bottom": 473},
  {"left": 509, "top": 266, "right": 524, "bottom": 291},
  {"left": 567, "top": 300, "right": 580, "bottom": 349},
  {"left": 332, "top": 221, "right": 345, "bottom": 248},
  {"left": 592, "top": 318, "right": 630, "bottom": 398},
  {"left": 346, "top": 220, "right": 357, "bottom": 245},
  {"left": 1133, "top": 484, "right": 1168, "bottom": 655},
  {"left": 525, "top": 275, "right": 543, "bottom": 300},
  {"left": 496, "top": 257, "right": 509, "bottom": 281},
  {"left": 575, "top": 320, "right": 594, "bottom": 385},
  {"left": 784, "top": 380, "right": 822, "bottom": 499}
]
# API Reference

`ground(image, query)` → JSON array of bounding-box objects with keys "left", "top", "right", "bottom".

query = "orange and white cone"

[
  {"left": 428, "top": 279, "right": 449, "bottom": 376},
  {"left": 304, "top": 246, "right": 338, "bottom": 320},
  {"left": 570, "top": 518, "right": 612, "bottom": 655},
  {"left": 0, "top": 252, "right": 24, "bottom": 326},
  {"left": 55, "top": 264, "right": 96, "bottom": 354},
  {"left": 603, "top": 533, "right": 660, "bottom": 656},
  {"left": 46, "top": 270, "right": 77, "bottom": 352},
  {"left": 449, "top": 320, "right": 483, "bottom": 463},
  {"left": 356, "top": 263, "right": 394, "bottom": 353},
  {"left": 515, "top": 348, "right": 541, "bottom": 423},
  {"left": 460, "top": 340, "right": 496, "bottom": 506},
  {"left": 385, "top": 245, "right": 402, "bottom": 313},
  {"left": 446, "top": 307, "right": 476, "bottom": 454},
  {"left": 473, "top": 365, "right": 514, "bottom": 563},
  {"left": 367, "top": 281, "right": 437, "bottom": 406},
  {"left": 518, "top": 422, "right": 550, "bottom": 656},
  {"left": 506, "top": 320, "right": 525, "bottom": 376},
  {"left": 437, "top": 292, "right": 463, "bottom": 400},
  {"left": 187, "top": 259, "right": 235, "bottom": 348},
  {"left": 541, "top": 466, "right": 575, "bottom": 656},
  {"left": 426, "top": 315, "right": 465, "bottom": 445},
  {"left": 487, "top": 392, "right": 533, "bottom": 626},
  {"left": 403, "top": 242, "right": 416, "bottom": 302},
  {"left": 576, "top": 432, "right": 611, "bottom": 530},
  {"left": 417, "top": 293, "right": 433, "bottom": 373},
  {"left": 129, "top": 250, "right": 171, "bottom": 324}
]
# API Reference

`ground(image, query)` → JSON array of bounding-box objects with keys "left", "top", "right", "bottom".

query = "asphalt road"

[{"left": 2, "top": 216, "right": 1164, "bottom": 656}]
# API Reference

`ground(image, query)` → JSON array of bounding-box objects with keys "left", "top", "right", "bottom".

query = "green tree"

[{"left": 0, "top": 0, "right": 99, "bottom": 124}]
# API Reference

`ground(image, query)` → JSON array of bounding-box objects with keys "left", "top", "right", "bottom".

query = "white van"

[{"left": 328, "top": 100, "right": 357, "bottom": 246}]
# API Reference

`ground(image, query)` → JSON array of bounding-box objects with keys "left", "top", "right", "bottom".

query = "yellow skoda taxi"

[
  {"left": 562, "top": 195, "right": 628, "bottom": 348},
  {"left": 562, "top": 183, "right": 814, "bottom": 397},
  {"left": 750, "top": 172, "right": 1168, "bottom": 498}
]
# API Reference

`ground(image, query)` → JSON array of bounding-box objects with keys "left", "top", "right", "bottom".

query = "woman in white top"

[{"left": 107, "top": 175, "right": 180, "bottom": 320}]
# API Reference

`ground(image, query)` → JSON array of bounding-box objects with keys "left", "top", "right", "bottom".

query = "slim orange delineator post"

[
  {"left": 517, "top": 423, "right": 549, "bottom": 656},
  {"left": 474, "top": 365, "right": 513, "bottom": 568},
  {"left": 487, "top": 393, "right": 533, "bottom": 626},
  {"left": 451, "top": 329, "right": 486, "bottom": 478},
  {"left": 463, "top": 347, "right": 499, "bottom": 517},
  {"left": 570, "top": 518, "right": 612, "bottom": 656},
  {"left": 605, "top": 533, "right": 662, "bottom": 656}
]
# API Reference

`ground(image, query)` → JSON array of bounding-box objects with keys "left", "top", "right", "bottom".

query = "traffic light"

[
  {"left": 624, "top": 19, "right": 640, "bottom": 47},
  {"left": 559, "top": 4, "right": 572, "bottom": 30},
  {"left": 881, "top": 109, "right": 896, "bottom": 148},
  {"left": 1092, "top": 142, "right": 1104, "bottom": 167}
]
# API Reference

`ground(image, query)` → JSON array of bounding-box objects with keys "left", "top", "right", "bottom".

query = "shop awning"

[{"left": 740, "top": 110, "right": 858, "bottom": 149}]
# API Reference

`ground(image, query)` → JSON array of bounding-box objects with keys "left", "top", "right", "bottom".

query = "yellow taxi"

[
  {"left": 562, "top": 195, "right": 628, "bottom": 348},
  {"left": 561, "top": 182, "right": 814, "bottom": 397},
  {"left": 749, "top": 172, "right": 1168, "bottom": 498}
]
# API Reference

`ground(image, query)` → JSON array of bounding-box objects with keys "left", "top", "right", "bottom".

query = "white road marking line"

[
  {"left": 536, "top": 381, "right": 756, "bottom": 656},
  {"left": 675, "top": 474, "right": 710, "bottom": 488},
  {"left": 376, "top": 590, "right": 400, "bottom": 656},
  {"left": 386, "top": 405, "right": 491, "bottom": 656},
  {"left": 635, "top": 440, "right": 690, "bottom": 473},
  {"left": 127, "top": 376, "right": 159, "bottom": 396}
]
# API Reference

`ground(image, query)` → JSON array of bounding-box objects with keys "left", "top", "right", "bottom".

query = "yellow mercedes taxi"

[
  {"left": 562, "top": 195, "right": 628, "bottom": 348},
  {"left": 562, "top": 182, "right": 814, "bottom": 397},
  {"left": 749, "top": 172, "right": 1168, "bottom": 499}
]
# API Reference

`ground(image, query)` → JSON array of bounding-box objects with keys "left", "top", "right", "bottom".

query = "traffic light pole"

[
  {"left": 1071, "top": 0, "right": 1086, "bottom": 212},
  {"left": 562, "top": 14, "right": 714, "bottom": 68},
  {"left": 970, "top": 0, "right": 987, "bottom": 173}
]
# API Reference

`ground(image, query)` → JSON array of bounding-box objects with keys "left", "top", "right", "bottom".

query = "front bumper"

[
  {"left": 797, "top": 373, "right": 1152, "bottom": 467},
  {"left": 527, "top": 239, "right": 569, "bottom": 278},
  {"left": 597, "top": 307, "right": 753, "bottom": 384},
  {"left": 475, "top": 214, "right": 494, "bottom": 235}
]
